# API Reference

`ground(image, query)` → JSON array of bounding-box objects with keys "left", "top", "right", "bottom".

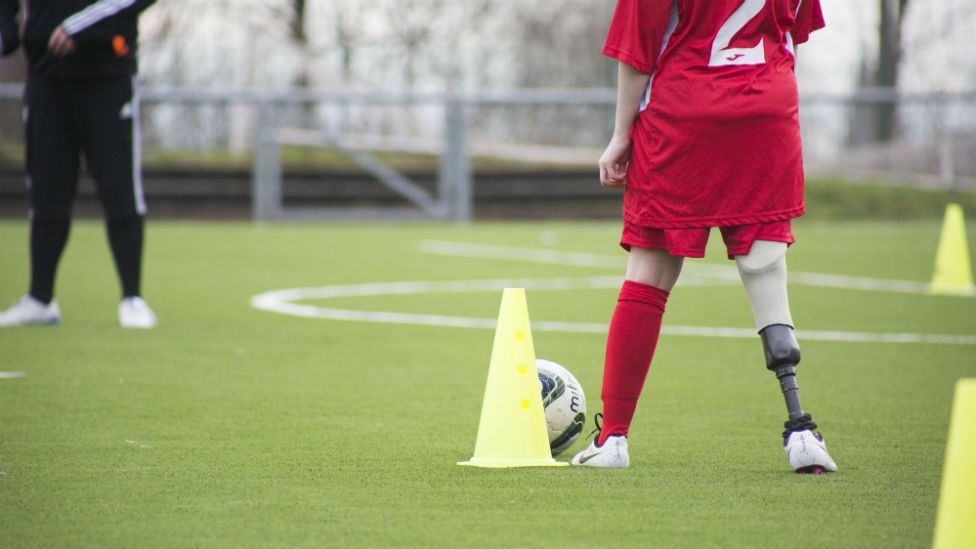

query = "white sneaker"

[
  {"left": 119, "top": 297, "right": 157, "bottom": 329},
  {"left": 0, "top": 295, "right": 60, "bottom": 326},
  {"left": 571, "top": 436, "right": 630, "bottom": 468},
  {"left": 785, "top": 430, "right": 837, "bottom": 474}
]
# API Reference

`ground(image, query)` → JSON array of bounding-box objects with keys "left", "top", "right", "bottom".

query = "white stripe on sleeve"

[
  {"left": 639, "top": 4, "right": 680, "bottom": 113},
  {"left": 62, "top": 0, "right": 137, "bottom": 36}
]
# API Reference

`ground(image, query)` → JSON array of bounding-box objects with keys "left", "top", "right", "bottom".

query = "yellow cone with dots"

[
  {"left": 930, "top": 204, "right": 975, "bottom": 296},
  {"left": 459, "top": 289, "right": 566, "bottom": 468}
]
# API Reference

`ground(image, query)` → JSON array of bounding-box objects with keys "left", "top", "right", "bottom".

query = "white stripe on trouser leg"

[
  {"left": 735, "top": 240, "right": 793, "bottom": 331},
  {"left": 131, "top": 77, "right": 146, "bottom": 215}
]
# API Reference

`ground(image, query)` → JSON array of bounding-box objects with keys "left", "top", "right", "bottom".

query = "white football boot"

[
  {"left": 785, "top": 429, "right": 837, "bottom": 474},
  {"left": 119, "top": 297, "right": 158, "bottom": 329},
  {"left": 0, "top": 295, "right": 60, "bottom": 326},
  {"left": 571, "top": 436, "right": 630, "bottom": 468}
]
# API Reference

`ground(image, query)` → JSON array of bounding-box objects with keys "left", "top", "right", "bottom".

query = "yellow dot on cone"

[
  {"left": 518, "top": 364, "right": 527, "bottom": 374},
  {"left": 520, "top": 399, "right": 530, "bottom": 409},
  {"left": 515, "top": 331, "right": 525, "bottom": 341}
]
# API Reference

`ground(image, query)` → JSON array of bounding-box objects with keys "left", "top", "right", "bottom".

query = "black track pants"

[
  {"left": 23, "top": 74, "right": 147, "bottom": 302},
  {"left": 24, "top": 74, "right": 145, "bottom": 220}
]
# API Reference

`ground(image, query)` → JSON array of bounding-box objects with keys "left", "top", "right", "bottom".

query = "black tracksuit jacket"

[{"left": 0, "top": 0, "right": 156, "bottom": 78}]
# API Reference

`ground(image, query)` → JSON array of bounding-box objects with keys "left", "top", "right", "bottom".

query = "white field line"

[
  {"left": 124, "top": 439, "right": 152, "bottom": 449},
  {"left": 0, "top": 371, "right": 26, "bottom": 380},
  {"left": 418, "top": 239, "right": 953, "bottom": 296},
  {"left": 250, "top": 277, "right": 976, "bottom": 345},
  {"left": 418, "top": 240, "right": 627, "bottom": 270},
  {"left": 251, "top": 275, "right": 732, "bottom": 305},
  {"left": 789, "top": 271, "right": 934, "bottom": 295}
]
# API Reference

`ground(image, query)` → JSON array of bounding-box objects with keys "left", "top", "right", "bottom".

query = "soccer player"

[
  {"left": 571, "top": 0, "right": 837, "bottom": 473},
  {"left": 0, "top": 0, "right": 158, "bottom": 329}
]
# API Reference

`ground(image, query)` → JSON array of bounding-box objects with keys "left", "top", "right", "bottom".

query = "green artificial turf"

[{"left": 1, "top": 219, "right": 974, "bottom": 549}]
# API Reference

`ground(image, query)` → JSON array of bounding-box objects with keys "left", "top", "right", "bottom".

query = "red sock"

[{"left": 598, "top": 280, "right": 669, "bottom": 446}]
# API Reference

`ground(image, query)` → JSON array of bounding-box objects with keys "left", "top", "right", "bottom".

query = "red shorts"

[{"left": 621, "top": 220, "right": 795, "bottom": 260}]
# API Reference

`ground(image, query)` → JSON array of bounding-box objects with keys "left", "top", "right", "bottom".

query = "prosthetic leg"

[
  {"left": 738, "top": 241, "right": 837, "bottom": 473},
  {"left": 760, "top": 324, "right": 816, "bottom": 433}
]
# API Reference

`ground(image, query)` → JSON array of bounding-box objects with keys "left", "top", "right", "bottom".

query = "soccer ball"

[{"left": 536, "top": 359, "right": 586, "bottom": 456}]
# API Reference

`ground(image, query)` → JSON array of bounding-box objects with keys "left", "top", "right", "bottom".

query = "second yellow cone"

[{"left": 931, "top": 203, "right": 975, "bottom": 296}]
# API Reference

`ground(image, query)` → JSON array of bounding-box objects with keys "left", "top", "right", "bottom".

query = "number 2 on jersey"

[{"left": 709, "top": 0, "right": 767, "bottom": 67}]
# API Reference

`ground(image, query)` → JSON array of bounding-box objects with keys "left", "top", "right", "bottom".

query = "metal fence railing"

[
  {"left": 1, "top": 84, "right": 973, "bottom": 221},
  {"left": 800, "top": 88, "right": 976, "bottom": 190}
]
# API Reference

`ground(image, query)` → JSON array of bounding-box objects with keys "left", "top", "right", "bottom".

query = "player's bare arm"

[{"left": 599, "top": 61, "right": 648, "bottom": 189}]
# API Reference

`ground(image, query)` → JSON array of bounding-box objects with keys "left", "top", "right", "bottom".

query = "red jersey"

[{"left": 603, "top": 0, "right": 825, "bottom": 228}]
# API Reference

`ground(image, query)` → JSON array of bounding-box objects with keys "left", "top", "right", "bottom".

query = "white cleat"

[
  {"left": 785, "top": 430, "right": 838, "bottom": 474},
  {"left": 571, "top": 436, "right": 630, "bottom": 468},
  {"left": 0, "top": 295, "right": 60, "bottom": 326},
  {"left": 119, "top": 297, "right": 157, "bottom": 329}
]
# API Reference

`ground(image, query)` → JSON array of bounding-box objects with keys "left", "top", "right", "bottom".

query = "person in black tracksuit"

[
  {"left": 0, "top": 0, "right": 18, "bottom": 57},
  {"left": 0, "top": 0, "right": 158, "bottom": 328}
]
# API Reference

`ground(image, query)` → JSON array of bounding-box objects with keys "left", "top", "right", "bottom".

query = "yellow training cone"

[
  {"left": 930, "top": 204, "right": 975, "bottom": 296},
  {"left": 459, "top": 288, "right": 566, "bottom": 468},
  {"left": 933, "top": 379, "right": 976, "bottom": 549}
]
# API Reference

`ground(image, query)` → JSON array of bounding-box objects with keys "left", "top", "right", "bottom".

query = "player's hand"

[
  {"left": 48, "top": 26, "right": 77, "bottom": 57},
  {"left": 599, "top": 135, "right": 631, "bottom": 189}
]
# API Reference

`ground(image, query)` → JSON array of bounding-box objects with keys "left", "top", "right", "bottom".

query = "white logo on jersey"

[{"left": 709, "top": 0, "right": 768, "bottom": 67}]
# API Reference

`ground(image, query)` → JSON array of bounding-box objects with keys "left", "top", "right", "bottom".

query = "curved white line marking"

[
  {"left": 417, "top": 240, "right": 627, "bottom": 269},
  {"left": 418, "top": 240, "right": 968, "bottom": 296},
  {"left": 250, "top": 277, "right": 976, "bottom": 345}
]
